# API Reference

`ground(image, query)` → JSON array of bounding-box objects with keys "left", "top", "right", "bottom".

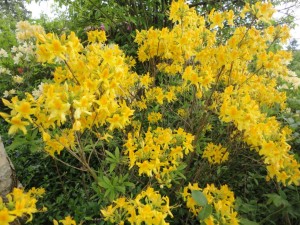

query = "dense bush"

[{"left": 1, "top": 1, "right": 300, "bottom": 225}]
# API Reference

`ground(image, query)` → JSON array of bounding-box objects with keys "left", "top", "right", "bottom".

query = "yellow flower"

[
  {"left": 36, "top": 44, "right": 54, "bottom": 62},
  {"left": 0, "top": 208, "right": 15, "bottom": 225},
  {"left": 226, "top": 10, "right": 234, "bottom": 26},
  {"left": 147, "top": 112, "right": 162, "bottom": 123},
  {"left": 107, "top": 114, "right": 124, "bottom": 130},
  {"left": 8, "top": 116, "right": 29, "bottom": 135},
  {"left": 137, "top": 160, "right": 155, "bottom": 176},
  {"left": 101, "top": 205, "right": 116, "bottom": 221},
  {"left": 140, "top": 73, "right": 153, "bottom": 89},
  {"left": 48, "top": 97, "right": 70, "bottom": 124},
  {"left": 169, "top": 0, "right": 189, "bottom": 23},
  {"left": 14, "top": 100, "right": 34, "bottom": 120},
  {"left": 49, "top": 39, "right": 66, "bottom": 58},
  {"left": 204, "top": 216, "right": 215, "bottom": 225},
  {"left": 87, "top": 30, "right": 106, "bottom": 43},
  {"left": 209, "top": 9, "right": 225, "bottom": 28},
  {"left": 59, "top": 216, "right": 76, "bottom": 225},
  {"left": 203, "top": 143, "right": 229, "bottom": 164}
]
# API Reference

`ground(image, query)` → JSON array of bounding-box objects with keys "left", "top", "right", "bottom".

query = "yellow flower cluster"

[
  {"left": 203, "top": 143, "right": 229, "bottom": 164},
  {"left": 182, "top": 183, "right": 238, "bottom": 225},
  {"left": 53, "top": 215, "right": 77, "bottom": 225},
  {"left": 147, "top": 112, "right": 162, "bottom": 123},
  {"left": 208, "top": 9, "right": 235, "bottom": 28},
  {"left": 134, "top": 0, "right": 291, "bottom": 103},
  {"left": 219, "top": 85, "right": 300, "bottom": 185},
  {"left": 134, "top": 0, "right": 299, "bottom": 186},
  {"left": 0, "top": 188, "right": 45, "bottom": 225},
  {"left": 15, "top": 21, "right": 45, "bottom": 42},
  {"left": 87, "top": 30, "right": 107, "bottom": 43},
  {"left": 241, "top": 2, "right": 276, "bottom": 23},
  {"left": 177, "top": 108, "right": 187, "bottom": 117},
  {"left": 132, "top": 85, "right": 179, "bottom": 110},
  {"left": 124, "top": 127, "right": 194, "bottom": 186},
  {"left": 1, "top": 29, "right": 137, "bottom": 156},
  {"left": 101, "top": 187, "right": 173, "bottom": 225}
]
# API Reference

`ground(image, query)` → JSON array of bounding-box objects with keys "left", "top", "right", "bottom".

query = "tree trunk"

[
  {"left": 0, "top": 136, "right": 25, "bottom": 224},
  {"left": 0, "top": 136, "right": 20, "bottom": 199}
]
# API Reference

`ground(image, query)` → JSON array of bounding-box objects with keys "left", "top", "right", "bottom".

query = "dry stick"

[
  {"left": 237, "top": 28, "right": 280, "bottom": 88},
  {"left": 166, "top": 104, "right": 192, "bottom": 130},
  {"left": 64, "top": 60, "right": 80, "bottom": 85},
  {"left": 75, "top": 131, "right": 98, "bottom": 181},
  {"left": 178, "top": 65, "right": 225, "bottom": 188},
  {"left": 237, "top": 18, "right": 256, "bottom": 48},
  {"left": 188, "top": 65, "right": 226, "bottom": 183},
  {"left": 53, "top": 156, "right": 87, "bottom": 172},
  {"left": 194, "top": 65, "right": 225, "bottom": 141},
  {"left": 87, "top": 138, "right": 100, "bottom": 165},
  {"left": 238, "top": 65, "right": 264, "bottom": 87},
  {"left": 53, "top": 159, "right": 67, "bottom": 195}
]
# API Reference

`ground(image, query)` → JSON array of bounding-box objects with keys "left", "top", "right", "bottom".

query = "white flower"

[
  {"left": 12, "top": 75, "right": 24, "bottom": 84},
  {"left": 13, "top": 52, "right": 23, "bottom": 64},
  {"left": 16, "top": 21, "right": 31, "bottom": 32},
  {"left": 0, "top": 48, "right": 8, "bottom": 57},
  {"left": 32, "top": 82, "right": 45, "bottom": 99},
  {"left": 3, "top": 90, "right": 9, "bottom": 98},
  {"left": 2, "top": 89, "right": 16, "bottom": 98},
  {"left": 0, "top": 66, "right": 11, "bottom": 75},
  {"left": 277, "top": 84, "right": 289, "bottom": 90},
  {"left": 11, "top": 46, "right": 18, "bottom": 53},
  {"left": 9, "top": 89, "right": 16, "bottom": 95}
]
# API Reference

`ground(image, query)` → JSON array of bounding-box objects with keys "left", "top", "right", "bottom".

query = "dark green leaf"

[
  {"left": 239, "top": 218, "right": 260, "bottom": 225},
  {"left": 198, "top": 204, "right": 212, "bottom": 220},
  {"left": 192, "top": 190, "right": 207, "bottom": 206}
]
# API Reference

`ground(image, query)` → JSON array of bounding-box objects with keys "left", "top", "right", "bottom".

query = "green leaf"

[
  {"left": 109, "top": 163, "right": 116, "bottom": 173},
  {"left": 123, "top": 182, "right": 135, "bottom": 187},
  {"left": 105, "top": 150, "right": 116, "bottom": 160},
  {"left": 265, "top": 193, "right": 289, "bottom": 207},
  {"left": 109, "top": 191, "right": 115, "bottom": 201},
  {"left": 84, "top": 216, "right": 93, "bottom": 221},
  {"left": 102, "top": 175, "right": 110, "bottom": 183},
  {"left": 7, "top": 138, "right": 27, "bottom": 151},
  {"left": 198, "top": 204, "right": 212, "bottom": 221},
  {"left": 176, "top": 171, "right": 186, "bottom": 179},
  {"left": 104, "top": 190, "right": 110, "bottom": 198},
  {"left": 287, "top": 117, "right": 295, "bottom": 124},
  {"left": 115, "top": 186, "right": 125, "bottom": 194},
  {"left": 115, "top": 147, "right": 120, "bottom": 160},
  {"left": 192, "top": 190, "right": 207, "bottom": 206},
  {"left": 98, "top": 181, "right": 110, "bottom": 189},
  {"left": 239, "top": 218, "right": 260, "bottom": 225}
]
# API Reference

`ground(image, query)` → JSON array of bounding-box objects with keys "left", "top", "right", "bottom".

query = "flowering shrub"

[
  {"left": 1, "top": 0, "right": 300, "bottom": 224},
  {"left": 0, "top": 21, "right": 48, "bottom": 102}
]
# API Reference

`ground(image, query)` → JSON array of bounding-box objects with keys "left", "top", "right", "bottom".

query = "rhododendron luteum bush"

[{"left": 1, "top": 0, "right": 300, "bottom": 224}]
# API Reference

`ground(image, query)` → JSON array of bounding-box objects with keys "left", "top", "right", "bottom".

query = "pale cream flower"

[
  {"left": 0, "top": 48, "right": 8, "bottom": 57},
  {"left": 0, "top": 66, "right": 11, "bottom": 75},
  {"left": 32, "top": 82, "right": 45, "bottom": 99},
  {"left": 9, "top": 89, "right": 16, "bottom": 95},
  {"left": 3, "top": 90, "right": 9, "bottom": 98},
  {"left": 12, "top": 75, "right": 24, "bottom": 84}
]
